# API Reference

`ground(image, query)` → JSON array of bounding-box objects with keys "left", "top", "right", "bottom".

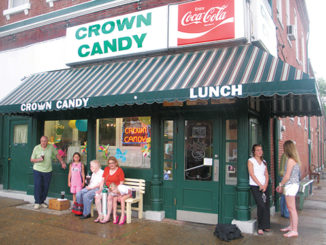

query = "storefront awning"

[{"left": 0, "top": 44, "right": 322, "bottom": 116}]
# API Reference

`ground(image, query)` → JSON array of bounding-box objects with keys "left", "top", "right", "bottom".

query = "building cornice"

[{"left": 0, "top": 0, "right": 139, "bottom": 38}]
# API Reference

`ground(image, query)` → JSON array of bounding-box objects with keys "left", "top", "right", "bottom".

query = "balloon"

[
  {"left": 139, "top": 117, "right": 151, "bottom": 125},
  {"left": 68, "top": 120, "right": 76, "bottom": 129},
  {"left": 76, "top": 120, "right": 88, "bottom": 132}
]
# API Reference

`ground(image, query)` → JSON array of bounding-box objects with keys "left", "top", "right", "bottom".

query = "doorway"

[
  {"left": 162, "top": 117, "right": 220, "bottom": 224},
  {"left": 8, "top": 118, "right": 31, "bottom": 191}
]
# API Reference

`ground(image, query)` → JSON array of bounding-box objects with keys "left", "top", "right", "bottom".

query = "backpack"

[{"left": 213, "top": 224, "right": 243, "bottom": 242}]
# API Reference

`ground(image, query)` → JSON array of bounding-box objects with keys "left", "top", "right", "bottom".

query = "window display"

[
  {"left": 97, "top": 116, "right": 151, "bottom": 168},
  {"left": 44, "top": 120, "right": 88, "bottom": 164}
]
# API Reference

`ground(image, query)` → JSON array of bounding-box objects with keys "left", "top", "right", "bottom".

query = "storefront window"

[
  {"left": 13, "top": 124, "right": 28, "bottom": 144},
  {"left": 44, "top": 120, "right": 88, "bottom": 164},
  {"left": 225, "top": 120, "right": 237, "bottom": 185},
  {"left": 163, "top": 120, "right": 173, "bottom": 180},
  {"left": 96, "top": 116, "right": 151, "bottom": 168}
]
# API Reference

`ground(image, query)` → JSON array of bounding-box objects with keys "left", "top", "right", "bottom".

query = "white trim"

[
  {"left": 46, "top": 0, "right": 58, "bottom": 8},
  {"left": 0, "top": 0, "right": 139, "bottom": 37},
  {"left": 3, "top": 2, "right": 31, "bottom": 20}
]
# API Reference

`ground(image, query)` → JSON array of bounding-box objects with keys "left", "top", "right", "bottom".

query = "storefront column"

[
  {"left": 150, "top": 111, "right": 163, "bottom": 211},
  {"left": 273, "top": 118, "right": 280, "bottom": 211},
  {"left": 235, "top": 103, "right": 250, "bottom": 221}
]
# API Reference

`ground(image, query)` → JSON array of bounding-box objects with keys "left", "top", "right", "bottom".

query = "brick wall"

[
  {"left": 0, "top": 0, "right": 182, "bottom": 52},
  {"left": 273, "top": 0, "right": 307, "bottom": 72},
  {"left": 0, "top": 0, "right": 90, "bottom": 26}
]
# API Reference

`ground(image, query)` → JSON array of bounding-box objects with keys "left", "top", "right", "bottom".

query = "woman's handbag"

[{"left": 72, "top": 202, "right": 83, "bottom": 215}]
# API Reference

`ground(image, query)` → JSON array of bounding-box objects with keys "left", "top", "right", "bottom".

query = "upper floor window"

[
  {"left": 10, "top": 0, "right": 28, "bottom": 8},
  {"left": 294, "top": 10, "right": 299, "bottom": 61},
  {"left": 3, "top": 0, "right": 30, "bottom": 20},
  {"left": 276, "top": 0, "right": 283, "bottom": 28},
  {"left": 301, "top": 33, "right": 306, "bottom": 71}
]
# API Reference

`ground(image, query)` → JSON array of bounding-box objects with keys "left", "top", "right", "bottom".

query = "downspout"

[
  {"left": 308, "top": 117, "right": 311, "bottom": 169},
  {"left": 273, "top": 117, "right": 279, "bottom": 211},
  {"left": 317, "top": 118, "right": 320, "bottom": 170}
]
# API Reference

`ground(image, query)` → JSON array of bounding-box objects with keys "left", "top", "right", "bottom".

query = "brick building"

[{"left": 0, "top": 0, "right": 323, "bottom": 231}]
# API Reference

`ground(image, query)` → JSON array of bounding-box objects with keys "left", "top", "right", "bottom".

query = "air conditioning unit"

[{"left": 287, "top": 25, "right": 296, "bottom": 41}]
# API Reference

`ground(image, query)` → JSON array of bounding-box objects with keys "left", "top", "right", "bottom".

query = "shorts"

[
  {"left": 284, "top": 183, "right": 299, "bottom": 196},
  {"left": 70, "top": 185, "right": 82, "bottom": 194}
]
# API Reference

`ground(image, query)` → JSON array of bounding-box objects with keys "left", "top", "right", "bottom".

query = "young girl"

[
  {"left": 109, "top": 183, "right": 132, "bottom": 225},
  {"left": 68, "top": 152, "right": 85, "bottom": 203},
  {"left": 276, "top": 140, "right": 301, "bottom": 238}
]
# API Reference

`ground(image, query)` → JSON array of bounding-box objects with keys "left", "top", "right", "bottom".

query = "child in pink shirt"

[{"left": 68, "top": 152, "right": 85, "bottom": 203}]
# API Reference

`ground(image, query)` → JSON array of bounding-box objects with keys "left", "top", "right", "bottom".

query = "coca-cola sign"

[{"left": 176, "top": 0, "right": 235, "bottom": 46}]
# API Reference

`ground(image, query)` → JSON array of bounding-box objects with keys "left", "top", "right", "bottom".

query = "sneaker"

[
  {"left": 41, "top": 203, "right": 48, "bottom": 208},
  {"left": 34, "top": 204, "right": 40, "bottom": 209}
]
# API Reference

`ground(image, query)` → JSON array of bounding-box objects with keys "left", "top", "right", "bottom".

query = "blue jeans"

[
  {"left": 33, "top": 170, "right": 52, "bottom": 204},
  {"left": 76, "top": 188, "right": 98, "bottom": 216},
  {"left": 280, "top": 194, "right": 289, "bottom": 218}
]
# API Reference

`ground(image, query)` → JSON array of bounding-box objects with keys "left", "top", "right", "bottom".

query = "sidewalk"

[{"left": 0, "top": 171, "right": 325, "bottom": 245}]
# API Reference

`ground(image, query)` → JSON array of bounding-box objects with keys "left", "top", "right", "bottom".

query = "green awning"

[{"left": 0, "top": 44, "right": 322, "bottom": 116}]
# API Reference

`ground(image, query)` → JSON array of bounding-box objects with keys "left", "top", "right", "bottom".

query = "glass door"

[
  {"left": 175, "top": 119, "right": 219, "bottom": 224},
  {"left": 184, "top": 120, "right": 213, "bottom": 181}
]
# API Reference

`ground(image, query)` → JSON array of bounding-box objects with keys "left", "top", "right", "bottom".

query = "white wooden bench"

[
  {"left": 91, "top": 178, "right": 145, "bottom": 224},
  {"left": 297, "top": 179, "right": 314, "bottom": 210}
]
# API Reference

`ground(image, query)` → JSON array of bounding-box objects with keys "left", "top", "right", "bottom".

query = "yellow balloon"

[
  {"left": 69, "top": 120, "right": 76, "bottom": 129},
  {"left": 139, "top": 117, "right": 151, "bottom": 125}
]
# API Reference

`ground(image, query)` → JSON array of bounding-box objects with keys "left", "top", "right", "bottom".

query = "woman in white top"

[{"left": 248, "top": 144, "right": 270, "bottom": 235}]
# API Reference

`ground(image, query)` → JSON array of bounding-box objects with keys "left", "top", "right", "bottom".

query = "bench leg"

[
  {"left": 91, "top": 203, "right": 94, "bottom": 217},
  {"left": 299, "top": 193, "right": 304, "bottom": 210},
  {"left": 126, "top": 202, "right": 132, "bottom": 224},
  {"left": 139, "top": 199, "right": 143, "bottom": 219}
]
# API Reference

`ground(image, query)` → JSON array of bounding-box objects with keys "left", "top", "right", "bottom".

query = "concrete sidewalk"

[{"left": 0, "top": 171, "right": 325, "bottom": 245}]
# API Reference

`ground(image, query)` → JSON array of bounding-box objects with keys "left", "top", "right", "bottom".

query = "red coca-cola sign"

[{"left": 177, "top": 0, "right": 235, "bottom": 46}]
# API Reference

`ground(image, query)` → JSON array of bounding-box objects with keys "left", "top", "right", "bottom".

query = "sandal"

[
  {"left": 119, "top": 215, "right": 126, "bottom": 225},
  {"left": 257, "top": 229, "right": 264, "bottom": 235},
  {"left": 113, "top": 216, "right": 119, "bottom": 224},
  {"left": 94, "top": 215, "right": 102, "bottom": 223},
  {"left": 100, "top": 216, "right": 110, "bottom": 224},
  {"left": 283, "top": 231, "right": 298, "bottom": 238},
  {"left": 280, "top": 226, "right": 291, "bottom": 232},
  {"left": 263, "top": 229, "right": 271, "bottom": 232}
]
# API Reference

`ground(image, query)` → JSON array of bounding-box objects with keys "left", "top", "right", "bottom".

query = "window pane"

[
  {"left": 11, "top": 0, "right": 28, "bottom": 8},
  {"left": 13, "top": 124, "right": 28, "bottom": 144},
  {"left": 163, "top": 120, "right": 173, "bottom": 180},
  {"left": 225, "top": 119, "right": 237, "bottom": 186},
  {"left": 225, "top": 142, "right": 237, "bottom": 162},
  {"left": 226, "top": 120, "right": 237, "bottom": 140},
  {"left": 184, "top": 120, "right": 212, "bottom": 181},
  {"left": 44, "top": 120, "right": 88, "bottom": 164},
  {"left": 97, "top": 116, "right": 151, "bottom": 168}
]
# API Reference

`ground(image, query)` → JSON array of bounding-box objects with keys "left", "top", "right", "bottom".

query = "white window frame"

[
  {"left": 3, "top": 0, "right": 31, "bottom": 20},
  {"left": 297, "top": 117, "right": 301, "bottom": 126},
  {"left": 294, "top": 10, "right": 300, "bottom": 63},
  {"left": 285, "top": 0, "right": 292, "bottom": 46},
  {"left": 276, "top": 0, "right": 283, "bottom": 28},
  {"left": 46, "top": 0, "right": 58, "bottom": 8},
  {"left": 301, "top": 32, "right": 306, "bottom": 72}
]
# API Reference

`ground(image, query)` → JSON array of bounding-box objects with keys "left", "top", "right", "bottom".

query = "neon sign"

[{"left": 122, "top": 126, "right": 149, "bottom": 144}]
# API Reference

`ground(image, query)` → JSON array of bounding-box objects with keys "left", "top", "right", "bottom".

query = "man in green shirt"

[{"left": 30, "top": 136, "right": 66, "bottom": 209}]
